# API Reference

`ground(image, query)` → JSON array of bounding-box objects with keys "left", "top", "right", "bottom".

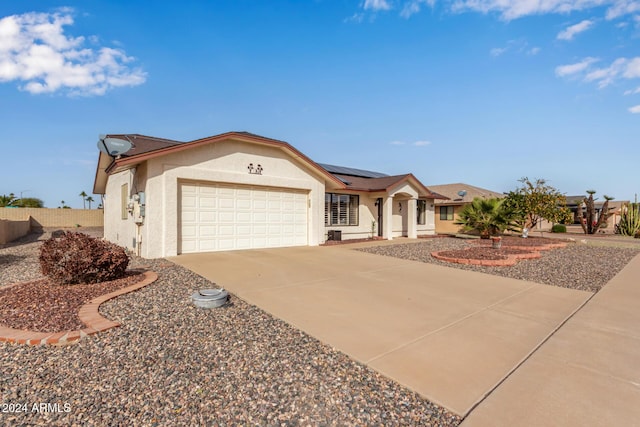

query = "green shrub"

[
  {"left": 39, "top": 232, "right": 129, "bottom": 284},
  {"left": 551, "top": 224, "right": 567, "bottom": 233}
]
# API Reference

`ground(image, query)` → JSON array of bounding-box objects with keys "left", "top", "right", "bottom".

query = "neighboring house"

[
  {"left": 426, "top": 183, "right": 504, "bottom": 234},
  {"left": 93, "top": 131, "right": 445, "bottom": 258},
  {"left": 536, "top": 195, "right": 629, "bottom": 232}
]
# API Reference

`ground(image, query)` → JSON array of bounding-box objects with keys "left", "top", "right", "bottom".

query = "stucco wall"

[
  {"left": 0, "top": 218, "right": 31, "bottom": 245},
  {"left": 325, "top": 195, "right": 436, "bottom": 241},
  {"left": 325, "top": 194, "right": 378, "bottom": 240},
  {"left": 0, "top": 207, "right": 103, "bottom": 229},
  {"left": 435, "top": 205, "right": 464, "bottom": 234},
  {"left": 103, "top": 169, "right": 138, "bottom": 251},
  {"left": 135, "top": 139, "right": 327, "bottom": 258},
  {"left": 417, "top": 201, "right": 436, "bottom": 236}
]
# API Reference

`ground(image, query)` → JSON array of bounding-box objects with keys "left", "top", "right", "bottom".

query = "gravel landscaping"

[
  {"left": 359, "top": 237, "right": 640, "bottom": 293},
  {"left": 0, "top": 230, "right": 461, "bottom": 426}
]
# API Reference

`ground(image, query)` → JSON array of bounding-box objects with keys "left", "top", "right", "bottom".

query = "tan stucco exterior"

[{"left": 434, "top": 205, "right": 464, "bottom": 234}]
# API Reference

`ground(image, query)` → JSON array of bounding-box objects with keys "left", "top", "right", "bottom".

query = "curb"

[{"left": 0, "top": 271, "right": 158, "bottom": 346}]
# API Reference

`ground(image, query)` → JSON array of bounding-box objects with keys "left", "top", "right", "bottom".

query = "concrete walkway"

[
  {"left": 170, "top": 241, "right": 591, "bottom": 416},
  {"left": 461, "top": 252, "right": 640, "bottom": 427}
]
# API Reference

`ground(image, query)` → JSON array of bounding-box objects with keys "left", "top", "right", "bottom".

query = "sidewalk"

[{"left": 461, "top": 252, "right": 640, "bottom": 426}]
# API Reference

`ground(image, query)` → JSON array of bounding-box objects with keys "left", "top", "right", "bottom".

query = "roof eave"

[{"left": 98, "top": 131, "right": 346, "bottom": 190}]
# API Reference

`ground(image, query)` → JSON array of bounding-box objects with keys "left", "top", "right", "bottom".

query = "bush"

[
  {"left": 551, "top": 224, "right": 567, "bottom": 233},
  {"left": 39, "top": 232, "right": 129, "bottom": 284}
]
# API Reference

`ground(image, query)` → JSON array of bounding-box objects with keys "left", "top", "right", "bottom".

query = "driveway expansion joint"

[{"left": 0, "top": 271, "right": 158, "bottom": 346}]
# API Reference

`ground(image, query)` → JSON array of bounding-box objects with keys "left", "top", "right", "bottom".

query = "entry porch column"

[
  {"left": 407, "top": 198, "right": 417, "bottom": 239},
  {"left": 382, "top": 195, "right": 394, "bottom": 240}
]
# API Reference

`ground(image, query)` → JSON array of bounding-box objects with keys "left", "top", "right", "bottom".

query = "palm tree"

[
  {"left": 455, "top": 197, "right": 514, "bottom": 239},
  {"left": 80, "top": 191, "right": 88, "bottom": 209},
  {"left": 0, "top": 194, "right": 17, "bottom": 207},
  {"left": 86, "top": 196, "right": 94, "bottom": 209}
]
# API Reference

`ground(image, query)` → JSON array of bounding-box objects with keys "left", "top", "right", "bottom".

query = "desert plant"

[
  {"left": 39, "top": 232, "right": 129, "bottom": 284},
  {"left": 455, "top": 197, "right": 515, "bottom": 238},
  {"left": 580, "top": 191, "right": 614, "bottom": 235},
  {"left": 551, "top": 224, "right": 567, "bottom": 233},
  {"left": 0, "top": 194, "right": 17, "bottom": 207},
  {"left": 502, "top": 177, "right": 572, "bottom": 232},
  {"left": 617, "top": 203, "right": 640, "bottom": 236}
]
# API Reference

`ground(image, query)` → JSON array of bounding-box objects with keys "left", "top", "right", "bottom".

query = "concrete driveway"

[{"left": 170, "top": 242, "right": 591, "bottom": 417}]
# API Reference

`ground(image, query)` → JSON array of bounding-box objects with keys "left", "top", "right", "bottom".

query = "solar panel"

[{"left": 318, "top": 163, "right": 388, "bottom": 178}]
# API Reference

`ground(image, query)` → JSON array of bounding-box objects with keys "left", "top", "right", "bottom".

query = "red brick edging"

[
  {"left": 0, "top": 271, "right": 158, "bottom": 346},
  {"left": 431, "top": 249, "right": 542, "bottom": 267}
]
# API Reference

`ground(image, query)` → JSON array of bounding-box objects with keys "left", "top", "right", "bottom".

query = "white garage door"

[{"left": 180, "top": 182, "right": 309, "bottom": 253}]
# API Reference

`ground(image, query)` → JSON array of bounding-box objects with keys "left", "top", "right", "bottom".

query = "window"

[
  {"left": 417, "top": 200, "right": 426, "bottom": 225},
  {"left": 325, "top": 193, "right": 359, "bottom": 226},
  {"left": 121, "top": 183, "right": 129, "bottom": 220},
  {"left": 440, "top": 205, "right": 454, "bottom": 221}
]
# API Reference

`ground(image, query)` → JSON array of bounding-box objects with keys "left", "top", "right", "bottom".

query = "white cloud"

[
  {"left": 400, "top": 0, "right": 436, "bottom": 18},
  {"left": 0, "top": 9, "right": 146, "bottom": 96},
  {"left": 606, "top": 0, "right": 640, "bottom": 19},
  {"left": 624, "top": 86, "right": 640, "bottom": 94},
  {"left": 585, "top": 57, "right": 631, "bottom": 87},
  {"left": 390, "top": 140, "right": 431, "bottom": 146},
  {"left": 628, "top": 104, "right": 640, "bottom": 113},
  {"left": 450, "top": 0, "right": 639, "bottom": 21},
  {"left": 490, "top": 39, "right": 537, "bottom": 57},
  {"left": 557, "top": 19, "right": 595, "bottom": 40},
  {"left": 555, "top": 57, "right": 599, "bottom": 77},
  {"left": 413, "top": 140, "right": 431, "bottom": 146},
  {"left": 556, "top": 56, "right": 640, "bottom": 90},
  {"left": 623, "top": 57, "right": 640, "bottom": 78},
  {"left": 344, "top": 12, "right": 365, "bottom": 23},
  {"left": 364, "top": 0, "right": 392, "bottom": 11}
]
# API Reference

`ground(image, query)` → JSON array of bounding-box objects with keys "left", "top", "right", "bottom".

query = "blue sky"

[{"left": 1, "top": 0, "right": 639, "bottom": 208}]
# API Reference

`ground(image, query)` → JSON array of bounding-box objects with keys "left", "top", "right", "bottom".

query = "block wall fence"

[{"left": 0, "top": 208, "right": 104, "bottom": 229}]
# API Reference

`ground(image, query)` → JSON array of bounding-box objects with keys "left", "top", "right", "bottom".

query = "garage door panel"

[
  {"left": 237, "top": 225, "right": 251, "bottom": 235},
  {"left": 180, "top": 182, "right": 308, "bottom": 253},
  {"left": 236, "top": 212, "right": 251, "bottom": 222},
  {"left": 219, "top": 198, "right": 234, "bottom": 209},
  {"left": 182, "top": 211, "right": 197, "bottom": 222},
  {"left": 219, "top": 212, "right": 234, "bottom": 222},
  {"left": 182, "top": 195, "right": 197, "bottom": 208},
  {"left": 199, "top": 225, "right": 217, "bottom": 237},
  {"left": 219, "top": 225, "right": 234, "bottom": 236},
  {"left": 199, "top": 198, "right": 217, "bottom": 209},
  {"left": 199, "top": 211, "right": 216, "bottom": 222},
  {"left": 236, "top": 199, "right": 251, "bottom": 209}
]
